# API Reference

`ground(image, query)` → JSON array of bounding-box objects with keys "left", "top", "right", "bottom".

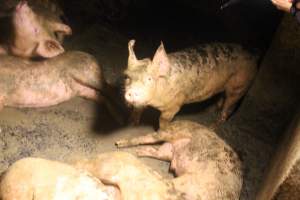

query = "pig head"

[{"left": 7, "top": 0, "right": 72, "bottom": 58}]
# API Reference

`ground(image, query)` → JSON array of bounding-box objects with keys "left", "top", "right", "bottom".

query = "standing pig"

[
  {"left": 124, "top": 40, "right": 257, "bottom": 128},
  {"left": 0, "top": 51, "right": 123, "bottom": 124},
  {"left": 116, "top": 120, "right": 243, "bottom": 200},
  {"left": 0, "top": 157, "right": 121, "bottom": 200},
  {"left": 1, "top": 0, "right": 71, "bottom": 58}
]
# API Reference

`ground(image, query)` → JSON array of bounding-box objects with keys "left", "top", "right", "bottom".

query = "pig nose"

[{"left": 125, "top": 90, "right": 138, "bottom": 102}]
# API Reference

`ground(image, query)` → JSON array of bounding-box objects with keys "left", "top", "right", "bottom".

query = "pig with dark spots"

[
  {"left": 116, "top": 120, "right": 243, "bottom": 200},
  {"left": 0, "top": 51, "right": 123, "bottom": 124},
  {"left": 124, "top": 40, "right": 258, "bottom": 128},
  {"left": 1, "top": 0, "right": 71, "bottom": 58},
  {"left": 74, "top": 151, "right": 182, "bottom": 200},
  {"left": 0, "top": 157, "right": 121, "bottom": 200}
]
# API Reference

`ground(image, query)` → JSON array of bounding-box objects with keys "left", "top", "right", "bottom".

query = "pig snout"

[
  {"left": 125, "top": 87, "right": 147, "bottom": 106},
  {"left": 125, "top": 89, "right": 139, "bottom": 103}
]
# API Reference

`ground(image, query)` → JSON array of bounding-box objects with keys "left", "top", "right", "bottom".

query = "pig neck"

[{"left": 149, "top": 66, "right": 188, "bottom": 109}]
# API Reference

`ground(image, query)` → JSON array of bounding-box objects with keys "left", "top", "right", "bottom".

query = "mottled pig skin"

[
  {"left": 124, "top": 40, "right": 258, "bottom": 128},
  {"left": 116, "top": 120, "right": 243, "bottom": 200},
  {"left": 1, "top": 0, "right": 71, "bottom": 58},
  {"left": 74, "top": 151, "right": 182, "bottom": 200},
  {"left": 0, "top": 51, "right": 123, "bottom": 124},
  {"left": 0, "top": 157, "right": 121, "bottom": 200}
]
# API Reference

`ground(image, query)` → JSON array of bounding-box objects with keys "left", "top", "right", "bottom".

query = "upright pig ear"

[
  {"left": 151, "top": 41, "right": 170, "bottom": 76},
  {"left": 36, "top": 39, "right": 64, "bottom": 58},
  {"left": 128, "top": 39, "right": 138, "bottom": 68}
]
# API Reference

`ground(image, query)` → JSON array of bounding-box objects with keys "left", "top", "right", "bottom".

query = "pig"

[
  {"left": 74, "top": 151, "right": 181, "bottom": 200},
  {"left": 1, "top": 0, "right": 71, "bottom": 58},
  {"left": 116, "top": 120, "right": 243, "bottom": 200},
  {"left": 0, "top": 157, "right": 121, "bottom": 200},
  {"left": 124, "top": 40, "right": 258, "bottom": 128},
  {"left": 0, "top": 51, "right": 123, "bottom": 124}
]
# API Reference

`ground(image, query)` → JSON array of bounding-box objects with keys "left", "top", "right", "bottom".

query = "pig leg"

[
  {"left": 217, "top": 84, "right": 249, "bottom": 125},
  {"left": 128, "top": 107, "right": 144, "bottom": 125},
  {"left": 160, "top": 105, "right": 181, "bottom": 129},
  {"left": 135, "top": 143, "right": 173, "bottom": 161},
  {"left": 116, "top": 132, "right": 161, "bottom": 148},
  {"left": 0, "top": 96, "right": 4, "bottom": 111},
  {"left": 116, "top": 130, "right": 175, "bottom": 148},
  {"left": 217, "top": 96, "right": 225, "bottom": 110},
  {"left": 0, "top": 45, "right": 7, "bottom": 55},
  {"left": 72, "top": 82, "right": 124, "bottom": 125}
]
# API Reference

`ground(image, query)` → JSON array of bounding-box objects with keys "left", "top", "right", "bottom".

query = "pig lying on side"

[
  {"left": 124, "top": 40, "right": 257, "bottom": 128},
  {"left": 0, "top": 0, "right": 71, "bottom": 58},
  {"left": 0, "top": 51, "right": 123, "bottom": 124},
  {"left": 116, "top": 120, "right": 243, "bottom": 200},
  {"left": 0, "top": 157, "right": 120, "bottom": 200},
  {"left": 74, "top": 151, "right": 181, "bottom": 200}
]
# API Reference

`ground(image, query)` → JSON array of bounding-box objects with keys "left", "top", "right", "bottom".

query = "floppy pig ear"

[
  {"left": 152, "top": 42, "right": 170, "bottom": 76},
  {"left": 36, "top": 39, "right": 64, "bottom": 58}
]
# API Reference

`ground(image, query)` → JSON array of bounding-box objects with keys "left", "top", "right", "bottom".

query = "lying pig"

[
  {"left": 0, "top": 0, "right": 71, "bottom": 58},
  {"left": 0, "top": 51, "right": 123, "bottom": 124},
  {"left": 0, "top": 157, "right": 120, "bottom": 200},
  {"left": 124, "top": 40, "right": 258, "bottom": 128},
  {"left": 74, "top": 151, "right": 181, "bottom": 200},
  {"left": 116, "top": 120, "right": 243, "bottom": 200}
]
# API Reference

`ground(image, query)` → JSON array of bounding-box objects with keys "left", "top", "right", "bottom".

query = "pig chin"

[{"left": 126, "top": 98, "right": 147, "bottom": 108}]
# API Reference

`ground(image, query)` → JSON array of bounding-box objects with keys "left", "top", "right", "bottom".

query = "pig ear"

[
  {"left": 36, "top": 39, "right": 64, "bottom": 58},
  {"left": 151, "top": 42, "right": 170, "bottom": 76},
  {"left": 128, "top": 39, "right": 138, "bottom": 67}
]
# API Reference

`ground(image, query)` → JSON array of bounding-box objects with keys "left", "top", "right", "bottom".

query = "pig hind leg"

[
  {"left": 218, "top": 72, "right": 251, "bottom": 123},
  {"left": 136, "top": 143, "right": 173, "bottom": 161}
]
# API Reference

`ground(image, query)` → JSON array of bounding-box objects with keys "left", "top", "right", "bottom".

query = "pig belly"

[
  {"left": 7, "top": 80, "right": 75, "bottom": 108},
  {"left": 186, "top": 75, "right": 228, "bottom": 104}
]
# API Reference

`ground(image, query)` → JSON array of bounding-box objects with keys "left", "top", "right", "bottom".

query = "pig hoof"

[{"left": 115, "top": 139, "right": 129, "bottom": 148}]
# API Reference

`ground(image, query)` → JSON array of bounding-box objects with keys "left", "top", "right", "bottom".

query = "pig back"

[{"left": 167, "top": 43, "right": 256, "bottom": 102}]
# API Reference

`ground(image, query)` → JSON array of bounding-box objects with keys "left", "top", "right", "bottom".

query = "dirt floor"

[{"left": 1, "top": 10, "right": 300, "bottom": 200}]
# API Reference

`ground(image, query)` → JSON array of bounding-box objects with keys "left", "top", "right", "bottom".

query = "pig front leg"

[
  {"left": 136, "top": 143, "right": 173, "bottom": 161},
  {"left": 116, "top": 129, "right": 177, "bottom": 148},
  {"left": 128, "top": 106, "right": 144, "bottom": 126},
  {"left": 116, "top": 132, "right": 161, "bottom": 148},
  {"left": 159, "top": 105, "right": 181, "bottom": 129}
]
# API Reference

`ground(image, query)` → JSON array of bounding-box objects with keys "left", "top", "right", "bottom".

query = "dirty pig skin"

[
  {"left": 124, "top": 40, "right": 258, "bottom": 128},
  {"left": 116, "top": 120, "right": 243, "bottom": 200},
  {"left": 0, "top": 51, "right": 123, "bottom": 124},
  {"left": 0, "top": 0, "right": 71, "bottom": 58}
]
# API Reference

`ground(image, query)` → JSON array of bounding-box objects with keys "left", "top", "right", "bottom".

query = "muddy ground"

[{"left": 1, "top": 4, "right": 300, "bottom": 200}]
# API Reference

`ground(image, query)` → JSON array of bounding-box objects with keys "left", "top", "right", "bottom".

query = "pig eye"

[
  {"left": 146, "top": 77, "right": 153, "bottom": 82},
  {"left": 124, "top": 76, "right": 131, "bottom": 84}
]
